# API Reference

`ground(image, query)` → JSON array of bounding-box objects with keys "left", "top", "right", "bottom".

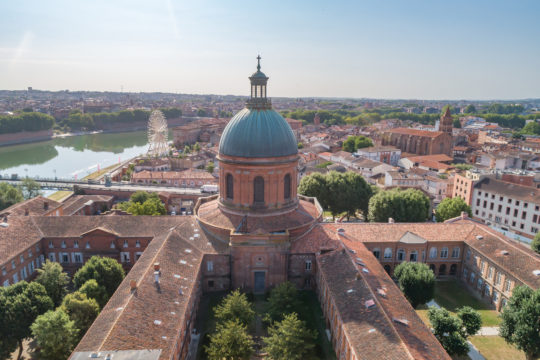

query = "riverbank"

[{"left": 0, "top": 116, "right": 196, "bottom": 148}]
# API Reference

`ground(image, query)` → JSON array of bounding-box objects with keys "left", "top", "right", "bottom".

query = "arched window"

[
  {"left": 226, "top": 173, "right": 234, "bottom": 200},
  {"left": 429, "top": 264, "right": 436, "bottom": 273},
  {"left": 439, "top": 264, "right": 447, "bottom": 275},
  {"left": 254, "top": 176, "right": 264, "bottom": 204},
  {"left": 383, "top": 248, "right": 392, "bottom": 260},
  {"left": 372, "top": 248, "right": 380, "bottom": 259},
  {"left": 450, "top": 264, "right": 457, "bottom": 275},
  {"left": 397, "top": 249, "right": 405, "bottom": 261},
  {"left": 284, "top": 174, "right": 291, "bottom": 200}
]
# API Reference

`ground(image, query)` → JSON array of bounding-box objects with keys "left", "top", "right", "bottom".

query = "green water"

[{"left": 0, "top": 131, "right": 149, "bottom": 179}]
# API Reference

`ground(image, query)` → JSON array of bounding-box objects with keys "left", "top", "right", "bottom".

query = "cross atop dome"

[{"left": 247, "top": 54, "right": 271, "bottom": 110}]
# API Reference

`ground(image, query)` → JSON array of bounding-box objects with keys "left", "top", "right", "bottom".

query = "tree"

[
  {"left": 298, "top": 172, "right": 330, "bottom": 210},
  {"left": 263, "top": 313, "right": 317, "bottom": 360},
  {"left": 368, "top": 188, "right": 430, "bottom": 223},
  {"left": 60, "top": 291, "right": 100, "bottom": 338},
  {"left": 213, "top": 290, "right": 255, "bottom": 327},
  {"left": 31, "top": 309, "right": 78, "bottom": 360},
  {"left": 393, "top": 262, "right": 435, "bottom": 308},
  {"left": 79, "top": 279, "right": 108, "bottom": 309},
  {"left": 35, "top": 260, "right": 70, "bottom": 307},
  {"left": 521, "top": 121, "right": 540, "bottom": 135},
  {"left": 464, "top": 104, "right": 476, "bottom": 114},
  {"left": 206, "top": 161, "right": 215, "bottom": 173},
  {"left": 205, "top": 320, "right": 253, "bottom": 360},
  {"left": 0, "top": 281, "right": 54, "bottom": 360},
  {"left": 457, "top": 306, "right": 482, "bottom": 337},
  {"left": 19, "top": 178, "right": 42, "bottom": 200},
  {"left": 193, "top": 142, "right": 201, "bottom": 153},
  {"left": 428, "top": 307, "right": 470, "bottom": 356},
  {"left": 266, "top": 282, "right": 300, "bottom": 322},
  {"left": 0, "top": 183, "right": 24, "bottom": 211},
  {"left": 73, "top": 256, "right": 125, "bottom": 299},
  {"left": 130, "top": 190, "right": 150, "bottom": 205},
  {"left": 342, "top": 171, "right": 372, "bottom": 219},
  {"left": 342, "top": 135, "right": 373, "bottom": 153},
  {"left": 453, "top": 119, "right": 461, "bottom": 128},
  {"left": 435, "top": 197, "right": 472, "bottom": 222},
  {"left": 297, "top": 142, "right": 304, "bottom": 149},
  {"left": 117, "top": 192, "right": 167, "bottom": 216},
  {"left": 532, "top": 232, "right": 540, "bottom": 254},
  {"left": 499, "top": 286, "right": 540, "bottom": 360}
]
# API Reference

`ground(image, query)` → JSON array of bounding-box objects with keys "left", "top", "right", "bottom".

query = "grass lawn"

[
  {"left": 82, "top": 163, "right": 119, "bottom": 180},
  {"left": 470, "top": 336, "right": 529, "bottom": 360},
  {"left": 416, "top": 280, "right": 501, "bottom": 327},
  {"left": 47, "top": 190, "right": 73, "bottom": 202}
]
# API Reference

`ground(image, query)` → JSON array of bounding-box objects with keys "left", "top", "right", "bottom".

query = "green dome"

[{"left": 219, "top": 108, "right": 298, "bottom": 158}]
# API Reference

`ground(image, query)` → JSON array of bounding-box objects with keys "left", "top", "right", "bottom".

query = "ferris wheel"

[{"left": 147, "top": 110, "right": 169, "bottom": 157}]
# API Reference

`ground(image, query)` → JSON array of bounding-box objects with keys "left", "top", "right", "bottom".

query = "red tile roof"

[{"left": 387, "top": 128, "right": 444, "bottom": 138}]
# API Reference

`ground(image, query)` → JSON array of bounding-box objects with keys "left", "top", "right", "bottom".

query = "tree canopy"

[
  {"left": 367, "top": 188, "right": 430, "bottom": 222},
  {"left": 73, "top": 256, "right": 125, "bottom": 299},
  {"left": 435, "top": 197, "right": 472, "bottom": 222},
  {"left": 393, "top": 262, "right": 435, "bottom": 308},
  {"left": 0, "top": 281, "right": 54, "bottom": 359},
  {"left": 60, "top": 291, "right": 100, "bottom": 338},
  {"left": 299, "top": 171, "right": 373, "bottom": 219},
  {"left": 0, "top": 112, "right": 55, "bottom": 134},
  {"left": 499, "top": 286, "right": 540, "bottom": 360},
  {"left": 35, "top": 260, "right": 70, "bottom": 307},
  {"left": 521, "top": 121, "right": 540, "bottom": 135},
  {"left": 263, "top": 312, "right": 317, "bottom": 360},
  {"left": 31, "top": 309, "right": 79, "bottom": 360},
  {"left": 205, "top": 320, "right": 254, "bottom": 360},
  {"left": 532, "top": 232, "right": 540, "bottom": 254},
  {"left": 117, "top": 191, "right": 167, "bottom": 216},
  {"left": 213, "top": 290, "right": 255, "bottom": 327},
  {"left": 78, "top": 279, "right": 108, "bottom": 309},
  {"left": 0, "top": 183, "right": 24, "bottom": 211},
  {"left": 266, "top": 282, "right": 300, "bottom": 322},
  {"left": 428, "top": 307, "right": 470, "bottom": 356},
  {"left": 342, "top": 135, "right": 373, "bottom": 153}
]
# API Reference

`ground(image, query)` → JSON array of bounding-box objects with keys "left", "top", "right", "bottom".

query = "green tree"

[
  {"left": 213, "top": 290, "right": 255, "bottom": 327},
  {"left": 183, "top": 145, "right": 191, "bottom": 154},
  {"left": 206, "top": 161, "right": 215, "bottom": 173},
  {"left": 464, "top": 104, "right": 476, "bottom": 114},
  {"left": 457, "top": 306, "right": 482, "bottom": 337},
  {"left": 263, "top": 312, "right": 317, "bottom": 360},
  {"left": 19, "top": 178, "right": 42, "bottom": 200},
  {"left": 60, "top": 291, "right": 100, "bottom": 338},
  {"left": 499, "top": 286, "right": 540, "bottom": 360},
  {"left": 193, "top": 142, "right": 201, "bottom": 152},
  {"left": 453, "top": 119, "right": 462, "bottom": 128},
  {"left": 31, "top": 309, "right": 78, "bottom": 360},
  {"left": 532, "top": 233, "right": 540, "bottom": 254},
  {"left": 298, "top": 172, "right": 330, "bottom": 210},
  {"left": 0, "top": 183, "right": 24, "bottom": 211},
  {"left": 79, "top": 279, "right": 108, "bottom": 309},
  {"left": 73, "top": 256, "right": 125, "bottom": 298},
  {"left": 521, "top": 121, "right": 540, "bottom": 135},
  {"left": 266, "top": 282, "right": 300, "bottom": 322},
  {"left": 342, "top": 136, "right": 357, "bottom": 153},
  {"left": 117, "top": 192, "right": 167, "bottom": 216},
  {"left": 428, "top": 307, "right": 470, "bottom": 356},
  {"left": 367, "top": 188, "right": 430, "bottom": 222},
  {"left": 205, "top": 320, "right": 254, "bottom": 360},
  {"left": 297, "top": 142, "right": 304, "bottom": 149},
  {"left": 129, "top": 190, "right": 150, "bottom": 204},
  {"left": 435, "top": 197, "right": 472, "bottom": 222},
  {"left": 342, "top": 171, "right": 372, "bottom": 219},
  {"left": 35, "top": 260, "right": 70, "bottom": 307},
  {"left": 0, "top": 281, "right": 54, "bottom": 360},
  {"left": 453, "top": 163, "right": 473, "bottom": 171},
  {"left": 342, "top": 135, "right": 373, "bottom": 153},
  {"left": 393, "top": 262, "right": 435, "bottom": 308}
]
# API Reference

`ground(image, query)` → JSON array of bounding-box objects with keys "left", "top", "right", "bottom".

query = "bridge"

[{"left": 0, "top": 176, "right": 204, "bottom": 195}]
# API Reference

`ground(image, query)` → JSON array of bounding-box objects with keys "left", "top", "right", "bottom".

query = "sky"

[{"left": 1, "top": 0, "right": 539, "bottom": 100}]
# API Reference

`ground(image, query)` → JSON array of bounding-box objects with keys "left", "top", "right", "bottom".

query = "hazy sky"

[{"left": 1, "top": 0, "right": 539, "bottom": 100}]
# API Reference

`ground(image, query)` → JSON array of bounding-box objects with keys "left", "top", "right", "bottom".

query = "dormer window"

[
  {"left": 123, "top": 240, "right": 128, "bottom": 248},
  {"left": 61, "top": 241, "right": 66, "bottom": 249},
  {"left": 74, "top": 240, "right": 79, "bottom": 249},
  {"left": 49, "top": 241, "right": 54, "bottom": 249}
]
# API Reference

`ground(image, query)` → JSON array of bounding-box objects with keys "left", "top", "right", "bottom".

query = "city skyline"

[{"left": 1, "top": 0, "right": 540, "bottom": 100}]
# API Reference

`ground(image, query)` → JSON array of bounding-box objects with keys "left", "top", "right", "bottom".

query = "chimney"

[
  {"left": 130, "top": 279, "right": 137, "bottom": 290},
  {"left": 388, "top": 218, "right": 395, "bottom": 224},
  {"left": 461, "top": 211, "right": 468, "bottom": 219},
  {"left": 43, "top": 201, "right": 49, "bottom": 210},
  {"left": 24, "top": 208, "right": 29, "bottom": 216}
]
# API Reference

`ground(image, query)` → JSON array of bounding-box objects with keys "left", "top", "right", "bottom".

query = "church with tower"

[{"left": 381, "top": 107, "right": 454, "bottom": 156}]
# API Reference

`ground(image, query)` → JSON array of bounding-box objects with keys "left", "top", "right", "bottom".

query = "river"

[{"left": 0, "top": 131, "right": 151, "bottom": 179}]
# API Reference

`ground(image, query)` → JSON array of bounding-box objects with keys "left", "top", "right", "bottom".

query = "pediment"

[
  {"left": 80, "top": 227, "right": 120, "bottom": 238},
  {"left": 398, "top": 231, "right": 427, "bottom": 244}
]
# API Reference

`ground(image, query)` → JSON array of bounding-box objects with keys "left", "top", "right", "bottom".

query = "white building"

[
  {"left": 355, "top": 146, "right": 401, "bottom": 166},
  {"left": 471, "top": 176, "right": 540, "bottom": 240}
]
